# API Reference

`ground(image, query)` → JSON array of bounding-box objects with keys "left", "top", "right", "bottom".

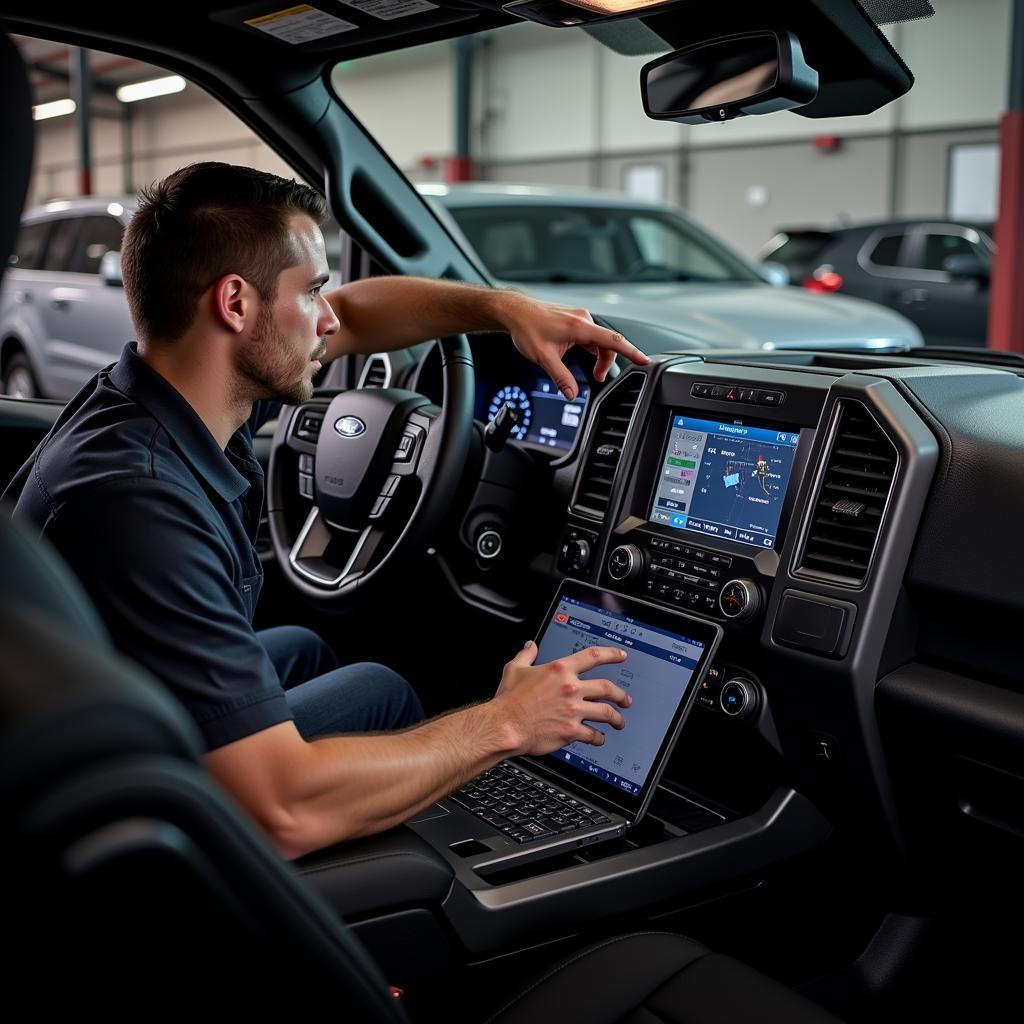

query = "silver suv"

[{"left": 1, "top": 197, "right": 135, "bottom": 399}]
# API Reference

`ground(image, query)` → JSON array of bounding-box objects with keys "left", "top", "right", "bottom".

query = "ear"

[{"left": 211, "top": 274, "right": 252, "bottom": 335}]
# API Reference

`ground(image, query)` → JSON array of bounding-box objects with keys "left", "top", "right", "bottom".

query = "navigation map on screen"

[{"left": 649, "top": 414, "right": 800, "bottom": 549}]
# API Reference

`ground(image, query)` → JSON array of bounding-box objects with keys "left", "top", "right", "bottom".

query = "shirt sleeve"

[{"left": 47, "top": 478, "right": 293, "bottom": 751}]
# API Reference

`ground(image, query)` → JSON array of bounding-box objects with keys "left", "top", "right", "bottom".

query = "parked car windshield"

[{"left": 441, "top": 204, "right": 762, "bottom": 285}]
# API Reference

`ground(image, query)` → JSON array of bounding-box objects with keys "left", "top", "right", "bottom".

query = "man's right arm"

[{"left": 204, "top": 643, "right": 632, "bottom": 860}]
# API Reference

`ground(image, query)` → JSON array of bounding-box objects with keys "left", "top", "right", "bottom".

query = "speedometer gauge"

[{"left": 487, "top": 385, "right": 533, "bottom": 440}]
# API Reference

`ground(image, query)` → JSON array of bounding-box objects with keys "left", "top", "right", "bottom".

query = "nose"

[{"left": 319, "top": 293, "right": 340, "bottom": 337}]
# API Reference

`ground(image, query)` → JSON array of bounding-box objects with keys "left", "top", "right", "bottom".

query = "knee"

[{"left": 351, "top": 663, "right": 424, "bottom": 727}]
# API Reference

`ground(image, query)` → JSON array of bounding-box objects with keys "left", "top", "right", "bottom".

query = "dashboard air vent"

[
  {"left": 571, "top": 373, "right": 645, "bottom": 519},
  {"left": 359, "top": 353, "right": 391, "bottom": 388},
  {"left": 796, "top": 400, "right": 897, "bottom": 586}
]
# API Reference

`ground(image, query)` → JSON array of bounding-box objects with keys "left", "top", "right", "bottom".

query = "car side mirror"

[
  {"left": 944, "top": 253, "right": 989, "bottom": 284},
  {"left": 100, "top": 249, "right": 123, "bottom": 287},
  {"left": 760, "top": 262, "right": 790, "bottom": 288},
  {"left": 641, "top": 30, "right": 818, "bottom": 125}
]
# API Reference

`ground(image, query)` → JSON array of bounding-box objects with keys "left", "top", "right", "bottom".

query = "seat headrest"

[
  {"left": 0, "top": 515, "right": 203, "bottom": 816},
  {"left": 0, "top": 509, "right": 110, "bottom": 648}
]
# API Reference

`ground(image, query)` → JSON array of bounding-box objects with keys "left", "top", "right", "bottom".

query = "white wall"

[
  {"left": 332, "top": 41, "right": 454, "bottom": 172},
  {"left": 27, "top": 85, "right": 293, "bottom": 206}
]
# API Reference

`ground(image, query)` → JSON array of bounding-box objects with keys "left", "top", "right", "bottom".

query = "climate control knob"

[
  {"left": 720, "top": 678, "right": 758, "bottom": 718},
  {"left": 608, "top": 544, "right": 643, "bottom": 582},
  {"left": 719, "top": 579, "right": 761, "bottom": 621}
]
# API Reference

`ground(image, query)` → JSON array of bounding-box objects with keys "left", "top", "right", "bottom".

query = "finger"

[
  {"left": 539, "top": 354, "right": 578, "bottom": 401},
  {"left": 593, "top": 346, "right": 616, "bottom": 382},
  {"left": 561, "top": 644, "right": 627, "bottom": 675},
  {"left": 510, "top": 639, "right": 539, "bottom": 666},
  {"left": 580, "top": 701, "right": 626, "bottom": 730},
  {"left": 577, "top": 725, "right": 606, "bottom": 746},
  {"left": 577, "top": 322, "right": 650, "bottom": 367},
  {"left": 576, "top": 676, "right": 632, "bottom": 709}
]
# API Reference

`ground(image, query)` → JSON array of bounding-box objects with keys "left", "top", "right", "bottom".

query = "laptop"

[{"left": 408, "top": 579, "right": 722, "bottom": 875}]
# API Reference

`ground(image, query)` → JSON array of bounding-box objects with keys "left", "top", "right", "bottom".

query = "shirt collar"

[{"left": 108, "top": 343, "right": 252, "bottom": 503}]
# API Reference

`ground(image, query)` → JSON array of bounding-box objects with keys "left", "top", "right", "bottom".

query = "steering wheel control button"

[
  {"left": 476, "top": 529, "right": 503, "bottom": 560},
  {"left": 394, "top": 432, "right": 415, "bottom": 460},
  {"left": 370, "top": 495, "right": 390, "bottom": 519},
  {"left": 381, "top": 474, "right": 400, "bottom": 497},
  {"left": 298, "top": 453, "right": 314, "bottom": 473},
  {"left": 720, "top": 678, "right": 757, "bottom": 718},
  {"left": 294, "top": 408, "right": 324, "bottom": 442},
  {"left": 719, "top": 579, "right": 761, "bottom": 621},
  {"left": 608, "top": 544, "right": 642, "bottom": 582},
  {"left": 298, "top": 474, "right": 314, "bottom": 499}
]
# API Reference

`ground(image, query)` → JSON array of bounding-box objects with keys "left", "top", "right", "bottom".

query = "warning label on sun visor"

[
  {"left": 339, "top": 0, "right": 438, "bottom": 20},
  {"left": 246, "top": 5, "right": 358, "bottom": 44}
]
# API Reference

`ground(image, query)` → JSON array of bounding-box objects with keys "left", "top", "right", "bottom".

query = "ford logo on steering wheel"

[{"left": 333, "top": 416, "right": 366, "bottom": 438}]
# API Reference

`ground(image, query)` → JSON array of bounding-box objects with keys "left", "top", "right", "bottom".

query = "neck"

[{"left": 138, "top": 336, "right": 251, "bottom": 449}]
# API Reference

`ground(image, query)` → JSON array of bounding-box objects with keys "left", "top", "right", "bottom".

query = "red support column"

[
  {"left": 988, "top": 111, "right": 1024, "bottom": 351},
  {"left": 443, "top": 156, "right": 475, "bottom": 182}
]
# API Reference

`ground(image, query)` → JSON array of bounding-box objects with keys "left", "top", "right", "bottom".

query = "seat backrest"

[{"left": 0, "top": 33, "right": 407, "bottom": 1020}]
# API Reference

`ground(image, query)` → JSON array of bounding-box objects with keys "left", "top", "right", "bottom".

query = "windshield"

[{"left": 439, "top": 204, "right": 761, "bottom": 284}]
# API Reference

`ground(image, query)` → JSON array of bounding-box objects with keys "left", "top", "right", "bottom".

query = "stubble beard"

[{"left": 234, "top": 303, "right": 316, "bottom": 406}]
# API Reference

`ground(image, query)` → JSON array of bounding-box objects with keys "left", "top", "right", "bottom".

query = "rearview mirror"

[
  {"left": 100, "top": 250, "right": 123, "bottom": 287},
  {"left": 641, "top": 30, "right": 818, "bottom": 125}
]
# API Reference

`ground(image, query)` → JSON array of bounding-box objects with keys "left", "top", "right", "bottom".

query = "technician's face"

[{"left": 236, "top": 213, "right": 338, "bottom": 404}]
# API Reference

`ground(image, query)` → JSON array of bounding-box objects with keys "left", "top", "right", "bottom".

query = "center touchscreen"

[
  {"left": 534, "top": 592, "right": 708, "bottom": 800},
  {"left": 650, "top": 413, "right": 801, "bottom": 550}
]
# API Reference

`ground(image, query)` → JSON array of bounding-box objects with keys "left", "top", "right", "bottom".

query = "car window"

[
  {"left": 10, "top": 221, "right": 51, "bottom": 270},
  {"left": 918, "top": 232, "right": 983, "bottom": 273},
  {"left": 69, "top": 216, "right": 125, "bottom": 275},
  {"left": 41, "top": 218, "right": 81, "bottom": 273},
  {"left": 629, "top": 214, "right": 737, "bottom": 280},
  {"left": 446, "top": 204, "right": 755, "bottom": 284},
  {"left": 867, "top": 233, "right": 905, "bottom": 267},
  {"left": 761, "top": 231, "right": 834, "bottom": 268}
]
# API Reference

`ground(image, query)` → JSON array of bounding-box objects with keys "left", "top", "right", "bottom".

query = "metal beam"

[
  {"left": 68, "top": 47, "right": 93, "bottom": 196},
  {"left": 988, "top": 0, "right": 1024, "bottom": 351}
]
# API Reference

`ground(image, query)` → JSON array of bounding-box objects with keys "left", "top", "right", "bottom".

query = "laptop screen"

[{"left": 528, "top": 581, "right": 722, "bottom": 820}]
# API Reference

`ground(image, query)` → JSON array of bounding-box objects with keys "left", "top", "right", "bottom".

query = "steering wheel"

[{"left": 267, "top": 335, "right": 474, "bottom": 610}]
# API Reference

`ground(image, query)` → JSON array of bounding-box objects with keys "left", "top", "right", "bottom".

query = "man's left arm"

[{"left": 323, "top": 277, "right": 649, "bottom": 400}]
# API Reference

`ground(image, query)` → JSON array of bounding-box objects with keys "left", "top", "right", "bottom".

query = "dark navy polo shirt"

[{"left": 4, "top": 342, "right": 292, "bottom": 751}]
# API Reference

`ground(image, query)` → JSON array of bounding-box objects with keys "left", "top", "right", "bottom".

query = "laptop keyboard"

[{"left": 448, "top": 762, "right": 613, "bottom": 844}]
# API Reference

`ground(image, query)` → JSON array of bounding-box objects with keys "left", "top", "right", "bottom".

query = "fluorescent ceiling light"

[
  {"left": 33, "top": 98, "right": 76, "bottom": 121},
  {"left": 116, "top": 74, "right": 186, "bottom": 103}
]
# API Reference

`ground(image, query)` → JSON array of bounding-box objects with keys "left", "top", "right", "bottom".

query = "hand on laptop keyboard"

[{"left": 491, "top": 641, "right": 632, "bottom": 757}]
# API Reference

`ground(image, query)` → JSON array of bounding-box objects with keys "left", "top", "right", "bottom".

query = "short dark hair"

[{"left": 121, "top": 162, "right": 327, "bottom": 343}]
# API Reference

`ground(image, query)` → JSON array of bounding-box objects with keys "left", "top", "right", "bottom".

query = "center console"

[{"left": 301, "top": 352, "right": 939, "bottom": 977}]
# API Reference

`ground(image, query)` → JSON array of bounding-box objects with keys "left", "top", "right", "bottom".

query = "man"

[{"left": 6, "top": 162, "right": 650, "bottom": 860}]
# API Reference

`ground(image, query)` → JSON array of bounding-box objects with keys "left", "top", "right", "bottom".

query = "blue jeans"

[{"left": 256, "top": 626, "right": 424, "bottom": 740}]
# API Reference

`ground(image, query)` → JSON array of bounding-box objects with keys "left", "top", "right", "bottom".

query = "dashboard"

[{"left": 354, "top": 333, "right": 1024, "bottom": 909}]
